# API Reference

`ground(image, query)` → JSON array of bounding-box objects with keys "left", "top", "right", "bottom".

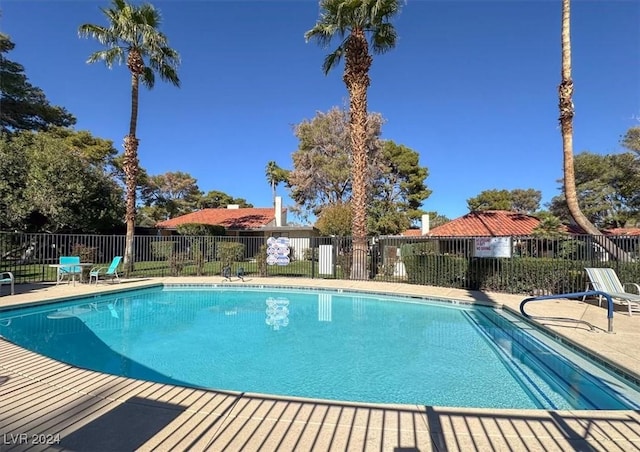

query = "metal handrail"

[{"left": 519, "top": 290, "right": 614, "bottom": 333}]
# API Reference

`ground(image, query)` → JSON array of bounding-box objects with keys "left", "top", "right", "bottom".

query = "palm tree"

[
  {"left": 265, "top": 161, "right": 289, "bottom": 205},
  {"left": 306, "top": 0, "right": 402, "bottom": 279},
  {"left": 559, "top": 0, "right": 626, "bottom": 260},
  {"left": 559, "top": 0, "right": 597, "bottom": 236},
  {"left": 79, "top": 0, "right": 180, "bottom": 275}
]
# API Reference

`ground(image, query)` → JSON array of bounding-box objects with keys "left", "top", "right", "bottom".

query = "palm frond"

[
  {"left": 305, "top": 23, "right": 340, "bottom": 48},
  {"left": 369, "top": 0, "right": 403, "bottom": 23},
  {"left": 149, "top": 47, "right": 181, "bottom": 87},
  {"left": 371, "top": 22, "right": 397, "bottom": 54},
  {"left": 141, "top": 66, "right": 155, "bottom": 88},
  {"left": 307, "top": 0, "right": 403, "bottom": 75},
  {"left": 80, "top": 0, "right": 180, "bottom": 89},
  {"left": 86, "top": 47, "right": 125, "bottom": 68},
  {"left": 322, "top": 45, "right": 346, "bottom": 75},
  {"left": 138, "top": 3, "right": 160, "bottom": 28},
  {"left": 78, "top": 24, "right": 117, "bottom": 46}
]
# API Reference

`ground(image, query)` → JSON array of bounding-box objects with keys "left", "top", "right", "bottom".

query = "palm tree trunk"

[
  {"left": 123, "top": 51, "right": 143, "bottom": 276},
  {"left": 344, "top": 30, "right": 372, "bottom": 280},
  {"left": 559, "top": 0, "right": 595, "bottom": 235},
  {"left": 560, "top": 0, "right": 627, "bottom": 260}
]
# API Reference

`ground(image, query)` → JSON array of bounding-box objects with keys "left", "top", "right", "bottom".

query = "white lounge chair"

[
  {"left": 584, "top": 267, "right": 640, "bottom": 316},
  {"left": 0, "top": 272, "right": 14, "bottom": 295}
]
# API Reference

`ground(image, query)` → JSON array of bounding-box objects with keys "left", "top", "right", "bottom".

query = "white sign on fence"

[
  {"left": 266, "top": 236, "right": 290, "bottom": 266},
  {"left": 474, "top": 237, "right": 512, "bottom": 258}
]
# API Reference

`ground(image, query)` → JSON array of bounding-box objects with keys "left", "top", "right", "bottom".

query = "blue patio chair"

[
  {"left": 89, "top": 256, "right": 122, "bottom": 284},
  {"left": 58, "top": 256, "right": 82, "bottom": 285},
  {"left": 0, "top": 271, "right": 14, "bottom": 295}
]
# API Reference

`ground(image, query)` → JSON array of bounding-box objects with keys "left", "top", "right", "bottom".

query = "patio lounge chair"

[
  {"left": 584, "top": 267, "right": 640, "bottom": 316},
  {"left": 58, "top": 256, "right": 82, "bottom": 285},
  {"left": 89, "top": 256, "right": 122, "bottom": 284},
  {"left": 0, "top": 272, "right": 14, "bottom": 295}
]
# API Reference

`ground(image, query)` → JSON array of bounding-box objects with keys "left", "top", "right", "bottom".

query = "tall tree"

[
  {"left": 306, "top": 0, "right": 403, "bottom": 279},
  {"left": 510, "top": 189, "right": 542, "bottom": 213},
  {"left": 0, "top": 34, "right": 76, "bottom": 134},
  {"left": 621, "top": 126, "right": 640, "bottom": 154},
  {"left": 265, "top": 161, "right": 289, "bottom": 205},
  {"left": 549, "top": 152, "right": 640, "bottom": 228},
  {"left": 197, "top": 190, "right": 253, "bottom": 209},
  {"left": 467, "top": 188, "right": 541, "bottom": 213},
  {"left": 79, "top": 0, "right": 180, "bottom": 275},
  {"left": 558, "top": 0, "right": 598, "bottom": 236},
  {"left": 558, "top": 0, "right": 627, "bottom": 260},
  {"left": 0, "top": 130, "right": 124, "bottom": 232},
  {"left": 288, "top": 107, "right": 384, "bottom": 216},
  {"left": 140, "top": 171, "right": 201, "bottom": 219},
  {"left": 288, "top": 108, "right": 429, "bottom": 235},
  {"left": 368, "top": 140, "right": 430, "bottom": 235}
]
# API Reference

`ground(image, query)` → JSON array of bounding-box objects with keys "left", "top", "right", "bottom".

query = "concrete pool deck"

[{"left": 0, "top": 277, "right": 639, "bottom": 451}]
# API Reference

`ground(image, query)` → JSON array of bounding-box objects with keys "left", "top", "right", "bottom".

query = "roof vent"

[{"left": 227, "top": 204, "right": 240, "bottom": 209}]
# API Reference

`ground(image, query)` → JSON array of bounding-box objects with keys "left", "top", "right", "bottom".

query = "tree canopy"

[
  {"left": 265, "top": 161, "right": 289, "bottom": 204},
  {"left": 0, "top": 34, "right": 76, "bottom": 134},
  {"left": 289, "top": 107, "right": 430, "bottom": 235},
  {"left": 288, "top": 107, "right": 383, "bottom": 215},
  {"left": 621, "top": 126, "right": 640, "bottom": 154},
  {"left": 315, "top": 203, "right": 353, "bottom": 236},
  {"left": 549, "top": 151, "right": 640, "bottom": 228},
  {"left": 467, "top": 188, "right": 541, "bottom": 213},
  {"left": 197, "top": 190, "right": 253, "bottom": 209},
  {"left": 140, "top": 171, "right": 201, "bottom": 220},
  {"left": 0, "top": 129, "right": 124, "bottom": 232},
  {"left": 136, "top": 174, "right": 253, "bottom": 227},
  {"left": 367, "top": 140, "right": 431, "bottom": 235}
]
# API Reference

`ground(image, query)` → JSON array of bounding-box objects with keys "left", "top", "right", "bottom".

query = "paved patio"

[{"left": 1, "top": 277, "right": 640, "bottom": 451}]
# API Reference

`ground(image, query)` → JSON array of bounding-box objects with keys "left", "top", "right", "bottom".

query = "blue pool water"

[{"left": 1, "top": 285, "right": 639, "bottom": 410}]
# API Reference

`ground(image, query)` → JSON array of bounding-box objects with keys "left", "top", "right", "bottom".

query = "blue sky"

[{"left": 2, "top": 0, "right": 639, "bottom": 223}]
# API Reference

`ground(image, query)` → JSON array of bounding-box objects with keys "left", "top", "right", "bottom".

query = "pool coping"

[{"left": 1, "top": 278, "right": 640, "bottom": 450}]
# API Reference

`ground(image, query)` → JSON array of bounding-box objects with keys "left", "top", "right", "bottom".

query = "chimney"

[
  {"left": 421, "top": 214, "right": 430, "bottom": 235},
  {"left": 227, "top": 204, "right": 240, "bottom": 209},
  {"left": 275, "top": 196, "right": 286, "bottom": 227}
]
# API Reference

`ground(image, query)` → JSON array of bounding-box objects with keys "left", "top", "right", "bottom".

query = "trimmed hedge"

[{"left": 401, "top": 243, "right": 640, "bottom": 295}]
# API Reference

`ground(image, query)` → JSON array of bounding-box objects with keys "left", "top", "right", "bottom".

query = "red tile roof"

[
  {"left": 401, "top": 211, "right": 639, "bottom": 237},
  {"left": 427, "top": 211, "right": 542, "bottom": 236},
  {"left": 401, "top": 229, "right": 423, "bottom": 237},
  {"left": 603, "top": 227, "right": 640, "bottom": 236},
  {"left": 156, "top": 208, "right": 276, "bottom": 230}
]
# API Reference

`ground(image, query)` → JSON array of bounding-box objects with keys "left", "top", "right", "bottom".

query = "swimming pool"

[{"left": 1, "top": 284, "right": 639, "bottom": 410}]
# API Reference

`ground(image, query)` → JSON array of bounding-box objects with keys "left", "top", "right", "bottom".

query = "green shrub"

[
  {"left": 169, "top": 251, "right": 189, "bottom": 276},
  {"left": 216, "top": 242, "right": 245, "bottom": 269},
  {"left": 401, "top": 242, "right": 595, "bottom": 294},
  {"left": 337, "top": 251, "right": 352, "bottom": 279},
  {"left": 151, "top": 241, "right": 175, "bottom": 260},
  {"left": 256, "top": 244, "right": 268, "bottom": 276},
  {"left": 191, "top": 240, "right": 205, "bottom": 276},
  {"left": 302, "top": 247, "right": 317, "bottom": 261}
]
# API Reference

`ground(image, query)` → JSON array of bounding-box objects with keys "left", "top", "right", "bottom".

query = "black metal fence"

[{"left": 2, "top": 231, "right": 640, "bottom": 295}]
